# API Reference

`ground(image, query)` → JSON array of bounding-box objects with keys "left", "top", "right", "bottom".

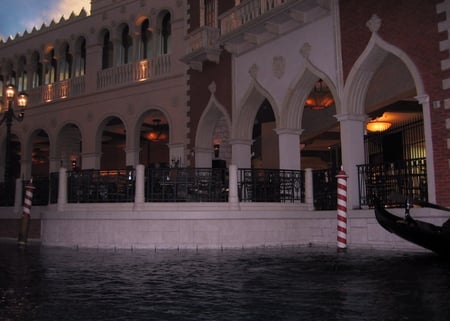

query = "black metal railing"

[
  {"left": 28, "top": 176, "right": 50, "bottom": 206},
  {"left": 357, "top": 158, "right": 427, "bottom": 208},
  {"left": 145, "top": 167, "right": 228, "bottom": 202},
  {"left": 0, "top": 180, "right": 16, "bottom": 206},
  {"left": 238, "top": 168, "right": 304, "bottom": 202},
  {"left": 313, "top": 168, "right": 338, "bottom": 210},
  {"left": 49, "top": 172, "right": 59, "bottom": 204},
  {"left": 67, "top": 169, "right": 135, "bottom": 203}
]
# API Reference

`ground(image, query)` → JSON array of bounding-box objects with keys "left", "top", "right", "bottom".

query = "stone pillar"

[
  {"left": 81, "top": 152, "right": 101, "bottom": 170},
  {"left": 228, "top": 164, "right": 239, "bottom": 209},
  {"left": 133, "top": 164, "right": 145, "bottom": 210},
  {"left": 57, "top": 167, "right": 67, "bottom": 211},
  {"left": 230, "top": 139, "right": 252, "bottom": 169},
  {"left": 125, "top": 148, "right": 140, "bottom": 168},
  {"left": 305, "top": 168, "right": 314, "bottom": 210},
  {"left": 194, "top": 147, "right": 213, "bottom": 168},
  {"left": 277, "top": 128, "right": 302, "bottom": 170},
  {"left": 336, "top": 113, "right": 366, "bottom": 209}
]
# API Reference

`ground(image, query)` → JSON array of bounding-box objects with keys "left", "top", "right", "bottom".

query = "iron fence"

[
  {"left": 145, "top": 167, "right": 228, "bottom": 202},
  {"left": 357, "top": 158, "right": 427, "bottom": 208},
  {"left": 238, "top": 168, "right": 304, "bottom": 202},
  {"left": 312, "top": 168, "right": 338, "bottom": 210},
  {"left": 0, "top": 180, "right": 15, "bottom": 206},
  {"left": 67, "top": 169, "right": 135, "bottom": 203}
]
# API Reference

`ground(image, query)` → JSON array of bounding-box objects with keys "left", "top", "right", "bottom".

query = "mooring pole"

[
  {"left": 18, "top": 178, "right": 35, "bottom": 246},
  {"left": 336, "top": 169, "right": 348, "bottom": 250}
]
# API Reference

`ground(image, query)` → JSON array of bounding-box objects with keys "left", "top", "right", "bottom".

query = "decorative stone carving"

[
  {"left": 366, "top": 14, "right": 381, "bottom": 33},
  {"left": 249, "top": 64, "right": 258, "bottom": 79},
  {"left": 300, "top": 42, "right": 311, "bottom": 59},
  {"left": 272, "top": 56, "right": 285, "bottom": 79},
  {"left": 208, "top": 81, "right": 216, "bottom": 94}
]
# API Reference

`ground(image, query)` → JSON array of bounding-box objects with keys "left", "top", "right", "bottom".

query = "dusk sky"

[{"left": 0, "top": 0, "right": 90, "bottom": 41}]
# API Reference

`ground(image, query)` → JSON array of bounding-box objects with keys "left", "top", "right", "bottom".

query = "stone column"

[
  {"left": 133, "top": 164, "right": 145, "bottom": 210},
  {"left": 336, "top": 113, "right": 367, "bottom": 209},
  {"left": 57, "top": 167, "right": 67, "bottom": 211},
  {"left": 277, "top": 128, "right": 302, "bottom": 170},
  {"left": 230, "top": 139, "right": 252, "bottom": 169},
  {"left": 228, "top": 164, "right": 239, "bottom": 209}
]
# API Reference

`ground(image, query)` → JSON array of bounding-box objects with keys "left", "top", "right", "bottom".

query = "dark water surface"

[{"left": 1, "top": 242, "right": 449, "bottom": 321}]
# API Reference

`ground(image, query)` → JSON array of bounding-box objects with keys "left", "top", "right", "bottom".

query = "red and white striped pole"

[
  {"left": 336, "top": 169, "right": 348, "bottom": 250},
  {"left": 18, "top": 178, "right": 35, "bottom": 246}
]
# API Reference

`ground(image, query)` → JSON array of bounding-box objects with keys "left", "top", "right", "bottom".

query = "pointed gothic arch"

[
  {"left": 234, "top": 79, "right": 279, "bottom": 140},
  {"left": 195, "top": 83, "right": 231, "bottom": 167}
]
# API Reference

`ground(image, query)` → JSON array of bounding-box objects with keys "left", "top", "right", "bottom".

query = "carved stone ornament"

[
  {"left": 249, "top": 64, "right": 259, "bottom": 79},
  {"left": 366, "top": 14, "right": 381, "bottom": 33},
  {"left": 208, "top": 81, "right": 216, "bottom": 94},
  {"left": 272, "top": 56, "right": 285, "bottom": 79},
  {"left": 300, "top": 42, "right": 311, "bottom": 59}
]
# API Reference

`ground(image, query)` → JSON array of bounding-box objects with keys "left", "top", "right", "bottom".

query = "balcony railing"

[
  {"left": 357, "top": 158, "right": 428, "bottom": 208},
  {"left": 146, "top": 167, "right": 228, "bottom": 202},
  {"left": 97, "top": 56, "right": 171, "bottom": 90},
  {"left": 0, "top": 161, "right": 428, "bottom": 208},
  {"left": 220, "top": 0, "right": 289, "bottom": 36},
  {"left": 238, "top": 168, "right": 304, "bottom": 202},
  {"left": 67, "top": 169, "right": 135, "bottom": 203},
  {"left": 186, "top": 26, "right": 221, "bottom": 54},
  {"left": 313, "top": 168, "right": 338, "bottom": 210},
  {"left": 28, "top": 76, "right": 86, "bottom": 105}
]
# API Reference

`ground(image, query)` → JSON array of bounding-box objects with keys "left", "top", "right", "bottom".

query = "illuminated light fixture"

[
  {"left": 366, "top": 120, "right": 392, "bottom": 133},
  {"left": 145, "top": 118, "right": 168, "bottom": 141},
  {"left": 305, "top": 79, "right": 334, "bottom": 110}
]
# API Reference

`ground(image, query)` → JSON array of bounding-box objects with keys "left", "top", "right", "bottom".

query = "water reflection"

[{"left": 1, "top": 242, "right": 449, "bottom": 320}]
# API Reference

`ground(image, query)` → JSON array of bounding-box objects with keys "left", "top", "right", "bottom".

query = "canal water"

[{"left": 1, "top": 242, "right": 449, "bottom": 321}]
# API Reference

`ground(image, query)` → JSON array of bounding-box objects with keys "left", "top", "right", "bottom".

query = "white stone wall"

[{"left": 36, "top": 204, "right": 448, "bottom": 253}]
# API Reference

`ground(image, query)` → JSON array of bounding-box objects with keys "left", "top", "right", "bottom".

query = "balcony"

[
  {"left": 97, "top": 56, "right": 172, "bottom": 90},
  {"left": 181, "top": 26, "right": 221, "bottom": 71},
  {"left": 219, "top": 0, "right": 330, "bottom": 55},
  {"left": 28, "top": 76, "right": 86, "bottom": 105}
]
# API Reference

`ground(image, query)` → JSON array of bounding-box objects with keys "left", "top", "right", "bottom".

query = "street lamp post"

[{"left": 0, "top": 84, "right": 28, "bottom": 203}]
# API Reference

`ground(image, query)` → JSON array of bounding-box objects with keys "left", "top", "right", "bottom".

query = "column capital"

[
  {"left": 275, "top": 128, "right": 303, "bottom": 136},
  {"left": 335, "top": 113, "right": 367, "bottom": 122}
]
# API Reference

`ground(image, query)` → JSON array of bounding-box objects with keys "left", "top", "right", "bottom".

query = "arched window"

[
  {"left": 17, "top": 56, "right": 28, "bottom": 92},
  {"left": 0, "top": 76, "right": 4, "bottom": 98},
  {"left": 59, "top": 44, "right": 72, "bottom": 81},
  {"left": 7, "top": 62, "right": 16, "bottom": 86},
  {"left": 31, "top": 52, "right": 43, "bottom": 88},
  {"left": 161, "top": 13, "right": 171, "bottom": 55},
  {"left": 102, "top": 30, "right": 113, "bottom": 69},
  {"left": 74, "top": 37, "right": 86, "bottom": 77},
  {"left": 139, "top": 19, "right": 152, "bottom": 60},
  {"left": 45, "top": 49, "right": 57, "bottom": 84},
  {"left": 119, "top": 25, "right": 133, "bottom": 65}
]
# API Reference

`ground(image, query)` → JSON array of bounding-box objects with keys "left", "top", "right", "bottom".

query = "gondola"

[{"left": 374, "top": 199, "right": 450, "bottom": 257}]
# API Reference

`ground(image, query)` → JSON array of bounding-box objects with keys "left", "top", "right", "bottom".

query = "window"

[
  {"left": 74, "top": 38, "right": 86, "bottom": 77},
  {"left": 139, "top": 19, "right": 152, "bottom": 60},
  {"left": 59, "top": 45, "right": 72, "bottom": 81},
  {"left": 119, "top": 25, "right": 132, "bottom": 64},
  {"left": 102, "top": 31, "right": 113, "bottom": 69},
  {"left": 17, "top": 56, "right": 28, "bottom": 92},
  {"left": 200, "top": 0, "right": 217, "bottom": 27},
  {"left": 31, "top": 52, "right": 43, "bottom": 88},
  {"left": 45, "top": 49, "right": 57, "bottom": 84},
  {"left": 161, "top": 13, "right": 171, "bottom": 54}
]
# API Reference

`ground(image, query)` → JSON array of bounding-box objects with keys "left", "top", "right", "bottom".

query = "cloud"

[{"left": 24, "top": 0, "right": 90, "bottom": 33}]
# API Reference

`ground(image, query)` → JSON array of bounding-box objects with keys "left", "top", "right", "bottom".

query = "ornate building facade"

[{"left": 0, "top": 0, "right": 449, "bottom": 250}]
